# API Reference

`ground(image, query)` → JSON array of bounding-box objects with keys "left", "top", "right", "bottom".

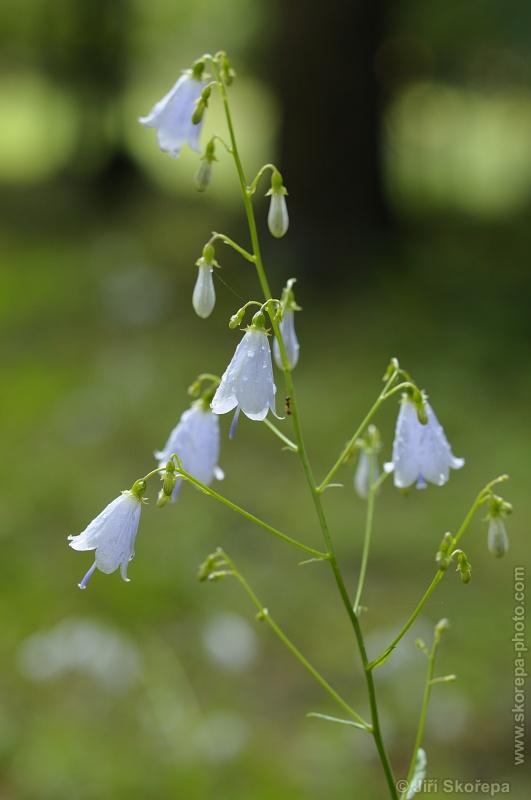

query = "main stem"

[{"left": 214, "top": 62, "right": 398, "bottom": 799}]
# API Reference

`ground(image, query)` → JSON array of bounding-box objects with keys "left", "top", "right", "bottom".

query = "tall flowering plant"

[{"left": 71, "top": 52, "right": 512, "bottom": 798}]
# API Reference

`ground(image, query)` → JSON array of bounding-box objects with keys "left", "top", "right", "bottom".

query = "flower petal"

[
  {"left": 156, "top": 403, "right": 222, "bottom": 498},
  {"left": 390, "top": 398, "right": 464, "bottom": 489},
  {"left": 139, "top": 73, "right": 206, "bottom": 157},
  {"left": 69, "top": 492, "right": 142, "bottom": 580}
]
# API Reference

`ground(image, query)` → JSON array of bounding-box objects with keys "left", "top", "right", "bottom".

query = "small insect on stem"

[{"left": 285, "top": 396, "right": 292, "bottom": 416}]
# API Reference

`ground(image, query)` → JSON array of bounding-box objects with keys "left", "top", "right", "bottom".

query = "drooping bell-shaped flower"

[
  {"left": 154, "top": 400, "right": 224, "bottom": 501},
  {"left": 68, "top": 481, "right": 145, "bottom": 588},
  {"left": 386, "top": 396, "right": 464, "bottom": 489},
  {"left": 211, "top": 313, "right": 281, "bottom": 437},
  {"left": 273, "top": 307, "right": 300, "bottom": 370},
  {"left": 266, "top": 171, "right": 289, "bottom": 238},
  {"left": 139, "top": 65, "right": 207, "bottom": 157}
]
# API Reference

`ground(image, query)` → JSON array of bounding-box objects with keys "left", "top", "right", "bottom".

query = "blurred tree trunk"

[
  {"left": 40, "top": 0, "right": 135, "bottom": 190},
  {"left": 270, "top": 0, "right": 392, "bottom": 287}
]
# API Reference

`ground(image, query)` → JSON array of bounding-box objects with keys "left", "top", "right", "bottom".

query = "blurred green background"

[{"left": 1, "top": 1, "right": 529, "bottom": 798}]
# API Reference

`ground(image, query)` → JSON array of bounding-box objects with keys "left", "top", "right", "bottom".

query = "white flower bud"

[
  {"left": 487, "top": 516, "right": 509, "bottom": 557},
  {"left": 273, "top": 308, "right": 300, "bottom": 370},
  {"left": 193, "top": 262, "right": 216, "bottom": 318},
  {"left": 266, "top": 172, "right": 289, "bottom": 238}
]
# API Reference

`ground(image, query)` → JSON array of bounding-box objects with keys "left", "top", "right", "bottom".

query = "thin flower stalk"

[{"left": 215, "top": 550, "right": 371, "bottom": 730}]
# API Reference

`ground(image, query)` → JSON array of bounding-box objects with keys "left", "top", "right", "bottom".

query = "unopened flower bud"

[
  {"left": 195, "top": 140, "right": 217, "bottom": 193},
  {"left": 162, "top": 467, "right": 177, "bottom": 497},
  {"left": 266, "top": 171, "right": 289, "bottom": 238},
  {"left": 192, "top": 100, "right": 206, "bottom": 125},
  {"left": 353, "top": 429, "right": 381, "bottom": 500},
  {"left": 252, "top": 310, "right": 266, "bottom": 329},
  {"left": 193, "top": 243, "right": 218, "bottom": 319},
  {"left": 488, "top": 516, "right": 509, "bottom": 558},
  {"left": 130, "top": 479, "right": 147, "bottom": 499},
  {"left": 457, "top": 551, "right": 472, "bottom": 584},
  {"left": 435, "top": 531, "right": 455, "bottom": 569},
  {"left": 193, "top": 262, "right": 215, "bottom": 318},
  {"left": 157, "top": 489, "right": 171, "bottom": 507},
  {"left": 434, "top": 618, "right": 450, "bottom": 642},
  {"left": 219, "top": 54, "right": 235, "bottom": 86},
  {"left": 485, "top": 493, "right": 511, "bottom": 557},
  {"left": 195, "top": 160, "right": 212, "bottom": 192}
]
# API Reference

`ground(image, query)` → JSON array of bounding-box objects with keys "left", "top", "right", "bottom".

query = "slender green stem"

[
  {"left": 211, "top": 232, "right": 256, "bottom": 263},
  {"left": 210, "top": 60, "right": 272, "bottom": 301},
  {"left": 404, "top": 623, "right": 447, "bottom": 791},
  {"left": 368, "top": 477, "right": 509, "bottom": 671},
  {"left": 262, "top": 417, "right": 298, "bottom": 451},
  {"left": 353, "top": 449, "right": 378, "bottom": 615},
  {"left": 219, "top": 550, "right": 371, "bottom": 730},
  {"left": 274, "top": 372, "right": 398, "bottom": 797},
  {"left": 317, "top": 378, "right": 415, "bottom": 493},
  {"left": 368, "top": 572, "right": 445, "bottom": 671},
  {"left": 248, "top": 163, "right": 277, "bottom": 195},
  {"left": 176, "top": 466, "right": 327, "bottom": 559}
]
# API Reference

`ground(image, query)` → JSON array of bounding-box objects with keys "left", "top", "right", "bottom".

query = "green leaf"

[
  {"left": 306, "top": 712, "right": 368, "bottom": 732},
  {"left": 406, "top": 748, "right": 427, "bottom": 799},
  {"left": 367, "top": 645, "right": 395, "bottom": 670}
]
